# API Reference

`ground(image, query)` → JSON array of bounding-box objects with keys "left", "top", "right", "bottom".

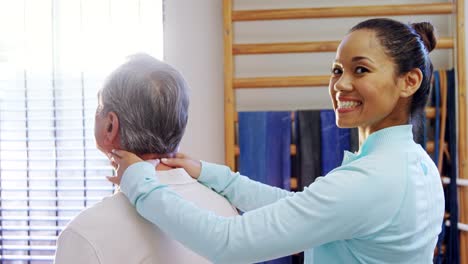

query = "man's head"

[{"left": 94, "top": 53, "right": 189, "bottom": 157}]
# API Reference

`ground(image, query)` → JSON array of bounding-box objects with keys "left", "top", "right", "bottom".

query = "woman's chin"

[{"left": 336, "top": 120, "right": 357, "bottom": 129}]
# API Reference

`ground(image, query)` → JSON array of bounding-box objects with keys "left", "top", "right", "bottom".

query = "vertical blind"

[{"left": 0, "top": 0, "right": 163, "bottom": 262}]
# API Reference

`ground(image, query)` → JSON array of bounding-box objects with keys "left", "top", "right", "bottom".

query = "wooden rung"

[
  {"left": 441, "top": 176, "right": 468, "bottom": 187},
  {"left": 234, "top": 107, "right": 435, "bottom": 122},
  {"left": 283, "top": 170, "right": 450, "bottom": 193},
  {"left": 257, "top": 165, "right": 445, "bottom": 192},
  {"left": 234, "top": 75, "right": 330, "bottom": 88},
  {"left": 437, "top": 37, "right": 455, "bottom": 49},
  {"left": 235, "top": 142, "right": 433, "bottom": 154},
  {"left": 427, "top": 141, "right": 434, "bottom": 153},
  {"left": 233, "top": 38, "right": 454, "bottom": 55},
  {"left": 441, "top": 176, "right": 448, "bottom": 185},
  {"left": 434, "top": 244, "right": 446, "bottom": 256},
  {"left": 432, "top": 141, "right": 447, "bottom": 154},
  {"left": 425, "top": 107, "right": 436, "bottom": 119},
  {"left": 235, "top": 144, "right": 297, "bottom": 156},
  {"left": 233, "top": 131, "right": 435, "bottom": 156},
  {"left": 234, "top": 112, "right": 295, "bottom": 123},
  {"left": 233, "top": 41, "right": 340, "bottom": 54},
  {"left": 290, "top": 177, "right": 298, "bottom": 190},
  {"left": 232, "top": 3, "right": 454, "bottom": 21}
]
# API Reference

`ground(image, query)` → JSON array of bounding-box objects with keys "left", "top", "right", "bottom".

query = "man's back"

[{"left": 54, "top": 168, "right": 238, "bottom": 264}]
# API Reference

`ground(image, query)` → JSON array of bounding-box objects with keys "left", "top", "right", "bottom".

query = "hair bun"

[{"left": 411, "top": 22, "right": 437, "bottom": 53}]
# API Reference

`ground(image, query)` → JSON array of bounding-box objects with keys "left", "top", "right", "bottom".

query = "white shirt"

[{"left": 54, "top": 166, "right": 239, "bottom": 264}]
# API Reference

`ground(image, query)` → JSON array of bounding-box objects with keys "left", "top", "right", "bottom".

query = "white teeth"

[{"left": 337, "top": 101, "right": 361, "bottom": 109}]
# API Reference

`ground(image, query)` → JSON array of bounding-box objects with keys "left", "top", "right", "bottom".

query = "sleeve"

[
  {"left": 198, "top": 161, "right": 293, "bottom": 211},
  {"left": 121, "top": 161, "right": 402, "bottom": 264},
  {"left": 54, "top": 228, "right": 101, "bottom": 264}
]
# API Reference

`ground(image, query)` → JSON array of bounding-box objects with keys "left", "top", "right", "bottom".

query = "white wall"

[
  {"left": 164, "top": 0, "right": 457, "bottom": 163},
  {"left": 163, "top": 0, "right": 225, "bottom": 163}
]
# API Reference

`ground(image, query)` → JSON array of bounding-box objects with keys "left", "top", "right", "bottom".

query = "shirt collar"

[
  {"left": 341, "top": 125, "right": 414, "bottom": 165},
  {"left": 145, "top": 159, "right": 196, "bottom": 185}
]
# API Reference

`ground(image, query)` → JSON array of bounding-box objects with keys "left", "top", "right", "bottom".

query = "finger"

[
  {"left": 108, "top": 153, "right": 123, "bottom": 168},
  {"left": 111, "top": 149, "right": 124, "bottom": 158},
  {"left": 109, "top": 152, "right": 122, "bottom": 162},
  {"left": 174, "top": 152, "right": 186, "bottom": 159},
  {"left": 111, "top": 149, "right": 136, "bottom": 159},
  {"left": 153, "top": 159, "right": 160, "bottom": 166},
  {"left": 106, "top": 176, "right": 120, "bottom": 185},
  {"left": 111, "top": 160, "right": 118, "bottom": 170},
  {"left": 160, "top": 157, "right": 185, "bottom": 167}
]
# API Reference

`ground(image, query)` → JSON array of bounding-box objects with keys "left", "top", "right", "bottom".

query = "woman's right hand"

[{"left": 161, "top": 153, "right": 202, "bottom": 179}]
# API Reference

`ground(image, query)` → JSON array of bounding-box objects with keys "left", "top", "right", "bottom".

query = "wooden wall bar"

[
  {"left": 456, "top": 0, "right": 468, "bottom": 262},
  {"left": 223, "top": 0, "right": 236, "bottom": 169},
  {"left": 233, "top": 38, "right": 454, "bottom": 55},
  {"left": 234, "top": 75, "right": 330, "bottom": 88},
  {"left": 234, "top": 141, "right": 435, "bottom": 157},
  {"left": 234, "top": 107, "right": 436, "bottom": 122},
  {"left": 232, "top": 3, "right": 454, "bottom": 21},
  {"left": 234, "top": 145, "right": 296, "bottom": 156},
  {"left": 233, "top": 41, "right": 340, "bottom": 54}
]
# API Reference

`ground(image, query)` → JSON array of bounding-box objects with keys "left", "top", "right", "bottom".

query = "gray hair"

[{"left": 98, "top": 53, "right": 189, "bottom": 155}]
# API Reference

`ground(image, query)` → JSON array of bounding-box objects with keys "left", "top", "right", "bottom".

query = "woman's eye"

[
  {"left": 355, "top": 66, "right": 369, "bottom": 74},
  {"left": 331, "top": 68, "right": 342, "bottom": 75}
]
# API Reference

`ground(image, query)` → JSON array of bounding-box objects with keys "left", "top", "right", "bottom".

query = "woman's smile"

[{"left": 336, "top": 98, "right": 362, "bottom": 113}]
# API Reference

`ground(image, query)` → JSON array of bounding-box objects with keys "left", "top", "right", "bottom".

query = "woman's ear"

[
  {"left": 103, "top": 111, "right": 120, "bottom": 145},
  {"left": 400, "top": 68, "right": 423, "bottom": 98}
]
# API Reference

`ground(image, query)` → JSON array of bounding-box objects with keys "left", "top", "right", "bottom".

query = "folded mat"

[
  {"left": 295, "top": 110, "right": 322, "bottom": 190},
  {"left": 320, "top": 110, "right": 350, "bottom": 175},
  {"left": 444, "top": 69, "right": 459, "bottom": 264},
  {"left": 238, "top": 111, "right": 292, "bottom": 264}
]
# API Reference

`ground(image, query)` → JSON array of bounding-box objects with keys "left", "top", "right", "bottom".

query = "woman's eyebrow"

[
  {"left": 351, "top": 56, "right": 374, "bottom": 63},
  {"left": 332, "top": 62, "right": 343, "bottom": 67}
]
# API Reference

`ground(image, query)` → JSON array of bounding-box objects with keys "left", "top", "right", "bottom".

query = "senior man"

[{"left": 54, "top": 54, "right": 238, "bottom": 264}]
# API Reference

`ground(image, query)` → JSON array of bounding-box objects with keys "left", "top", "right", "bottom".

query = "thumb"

[
  {"left": 160, "top": 157, "right": 186, "bottom": 168},
  {"left": 174, "top": 152, "right": 187, "bottom": 159},
  {"left": 106, "top": 175, "right": 120, "bottom": 185}
]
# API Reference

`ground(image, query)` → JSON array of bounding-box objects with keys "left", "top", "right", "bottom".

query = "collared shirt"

[
  {"left": 54, "top": 167, "right": 238, "bottom": 264},
  {"left": 121, "top": 125, "right": 444, "bottom": 264}
]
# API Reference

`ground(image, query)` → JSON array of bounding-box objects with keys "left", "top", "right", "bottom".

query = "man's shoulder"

[
  {"left": 57, "top": 193, "right": 208, "bottom": 263},
  {"left": 59, "top": 192, "right": 168, "bottom": 251},
  {"left": 171, "top": 180, "right": 239, "bottom": 217},
  {"left": 63, "top": 192, "right": 144, "bottom": 236},
  {"left": 158, "top": 169, "right": 238, "bottom": 217}
]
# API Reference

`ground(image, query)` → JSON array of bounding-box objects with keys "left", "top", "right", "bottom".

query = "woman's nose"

[{"left": 334, "top": 74, "right": 353, "bottom": 92}]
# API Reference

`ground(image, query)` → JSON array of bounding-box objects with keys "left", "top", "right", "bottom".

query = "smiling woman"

[{"left": 330, "top": 19, "right": 435, "bottom": 145}]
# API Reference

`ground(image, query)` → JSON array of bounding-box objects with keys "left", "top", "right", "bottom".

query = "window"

[{"left": 0, "top": 0, "right": 163, "bottom": 262}]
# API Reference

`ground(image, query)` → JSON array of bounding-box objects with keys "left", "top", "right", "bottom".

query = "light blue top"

[{"left": 121, "top": 125, "right": 444, "bottom": 264}]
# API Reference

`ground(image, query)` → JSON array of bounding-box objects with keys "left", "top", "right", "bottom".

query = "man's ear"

[
  {"left": 103, "top": 111, "right": 120, "bottom": 145},
  {"left": 400, "top": 68, "right": 423, "bottom": 98}
]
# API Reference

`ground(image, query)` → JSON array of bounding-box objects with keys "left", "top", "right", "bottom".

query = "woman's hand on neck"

[{"left": 139, "top": 152, "right": 177, "bottom": 171}]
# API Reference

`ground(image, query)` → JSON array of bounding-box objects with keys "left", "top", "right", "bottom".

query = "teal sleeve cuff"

[
  {"left": 197, "top": 161, "right": 239, "bottom": 193},
  {"left": 197, "top": 161, "right": 219, "bottom": 183},
  {"left": 120, "top": 161, "right": 167, "bottom": 205}
]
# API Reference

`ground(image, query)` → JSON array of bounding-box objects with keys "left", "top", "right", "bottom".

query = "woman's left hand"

[{"left": 107, "top": 149, "right": 147, "bottom": 185}]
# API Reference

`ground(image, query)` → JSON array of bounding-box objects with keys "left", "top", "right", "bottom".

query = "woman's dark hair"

[{"left": 350, "top": 18, "right": 436, "bottom": 141}]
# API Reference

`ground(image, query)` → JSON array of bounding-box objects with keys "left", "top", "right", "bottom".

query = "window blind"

[{"left": 0, "top": 0, "right": 163, "bottom": 262}]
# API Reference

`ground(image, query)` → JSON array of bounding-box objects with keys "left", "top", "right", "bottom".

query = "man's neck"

[
  {"left": 139, "top": 153, "right": 176, "bottom": 171},
  {"left": 139, "top": 153, "right": 176, "bottom": 160}
]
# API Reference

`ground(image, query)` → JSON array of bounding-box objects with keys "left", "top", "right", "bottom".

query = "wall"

[
  {"left": 164, "top": 0, "right": 457, "bottom": 163},
  {"left": 163, "top": 0, "right": 225, "bottom": 163}
]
